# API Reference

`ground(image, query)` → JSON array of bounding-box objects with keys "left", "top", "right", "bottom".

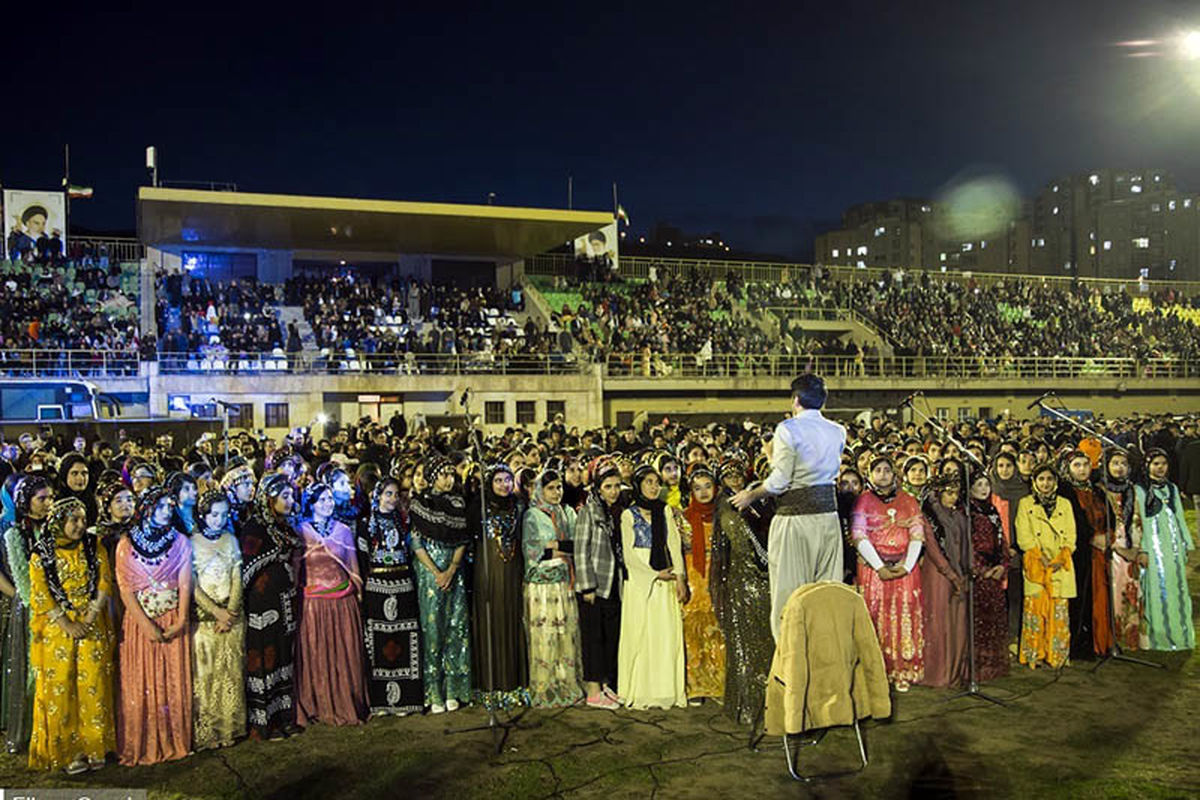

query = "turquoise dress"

[
  {"left": 3, "top": 523, "right": 37, "bottom": 753},
  {"left": 411, "top": 535, "right": 471, "bottom": 706},
  {"left": 1134, "top": 482, "right": 1194, "bottom": 651}
]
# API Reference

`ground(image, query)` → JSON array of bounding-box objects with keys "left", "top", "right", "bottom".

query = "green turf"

[{"left": 0, "top": 512, "right": 1196, "bottom": 799}]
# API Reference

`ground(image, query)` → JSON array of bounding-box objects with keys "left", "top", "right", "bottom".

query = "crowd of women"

[{"left": 0, "top": 407, "right": 1192, "bottom": 775}]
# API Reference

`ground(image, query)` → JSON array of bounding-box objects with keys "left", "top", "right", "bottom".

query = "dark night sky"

[{"left": 7, "top": 0, "right": 1200, "bottom": 257}]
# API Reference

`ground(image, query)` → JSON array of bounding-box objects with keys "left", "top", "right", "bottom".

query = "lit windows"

[
  {"left": 1052, "top": 207, "right": 1059, "bottom": 215},
  {"left": 1169, "top": 200, "right": 1177, "bottom": 211},
  {"left": 1131, "top": 184, "right": 1143, "bottom": 194},
  {"left": 874, "top": 226, "right": 886, "bottom": 236},
  {"left": 1151, "top": 203, "right": 1161, "bottom": 212},
  {"left": 1103, "top": 240, "right": 1112, "bottom": 250},
  {"left": 856, "top": 245, "right": 868, "bottom": 255},
  {"left": 939, "top": 252, "right": 947, "bottom": 261},
  {"left": 980, "top": 240, "right": 987, "bottom": 249},
  {"left": 1052, "top": 185, "right": 1059, "bottom": 192},
  {"left": 962, "top": 243, "right": 973, "bottom": 252},
  {"left": 832, "top": 248, "right": 839, "bottom": 258},
  {"left": 1187, "top": 199, "right": 1194, "bottom": 209},
  {"left": 1089, "top": 174, "right": 1100, "bottom": 186},
  {"left": 1089, "top": 245, "right": 1096, "bottom": 255},
  {"left": 1133, "top": 237, "right": 1150, "bottom": 249}
]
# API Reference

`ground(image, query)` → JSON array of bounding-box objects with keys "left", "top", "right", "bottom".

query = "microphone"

[
  {"left": 897, "top": 390, "right": 923, "bottom": 409},
  {"left": 1025, "top": 391, "right": 1055, "bottom": 411}
]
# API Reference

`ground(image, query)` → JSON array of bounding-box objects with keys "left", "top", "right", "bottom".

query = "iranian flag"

[{"left": 67, "top": 185, "right": 94, "bottom": 199}]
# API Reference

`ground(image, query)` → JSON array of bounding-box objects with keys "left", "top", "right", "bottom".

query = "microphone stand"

[
  {"left": 904, "top": 397, "right": 1007, "bottom": 707},
  {"left": 1031, "top": 397, "right": 1163, "bottom": 672},
  {"left": 443, "top": 392, "right": 534, "bottom": 753}
]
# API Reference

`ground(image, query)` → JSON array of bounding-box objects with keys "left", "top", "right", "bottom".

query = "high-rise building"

[{"left": 817, "top": 169, "right": 1200, "bottom": 280}]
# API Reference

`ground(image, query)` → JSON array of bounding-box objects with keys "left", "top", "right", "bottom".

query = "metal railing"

[
  {"left": 5, "top": 348, "right": 1200, "bottom": 382},
  {"left": 0, "top": 350, "right": 141, "bottom": 378},
  {"left": 155, "top": 351, "right": 587, "bottom": 376},
  {"left": 600, "top": 353, "right": 1200, "bottom": 380},
  {"left": 68, "top": 236, "right": 145, "bottom": 263},
  {"left": 528, "top": 253, "right": 1200, "bottom": 294}
]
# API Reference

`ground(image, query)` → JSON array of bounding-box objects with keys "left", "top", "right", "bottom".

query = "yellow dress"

[
  {"left": 27, "top": 544, "right": 117, "bottom": 770},
  {"left": 682, "top": 519, "right": 726, "bottom": 699}
]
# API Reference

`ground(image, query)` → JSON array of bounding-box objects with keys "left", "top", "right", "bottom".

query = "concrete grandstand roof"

[{"left": 137, "top": 187, "right": 613, "bottom": 258}]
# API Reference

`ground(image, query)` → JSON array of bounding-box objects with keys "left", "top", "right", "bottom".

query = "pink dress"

[
  {"left": 850, "top": 490, "right": 926, "bottom": 686},
  {"left": 295, "top": 519, "right": 368, "bottom": 726},
  {"left": 115, "top": 535, "right": 194, "bottom": 765}
]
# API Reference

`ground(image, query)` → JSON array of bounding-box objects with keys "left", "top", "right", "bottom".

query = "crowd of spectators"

[
  {"left": 155, "top": 273, "right": 284, "bottom": 359},
  {"left": 0, "top": 259, "right": 139, "bottom": 362},
  {"left": 283, "top": 275, "right": 548, "bottom": 362}
]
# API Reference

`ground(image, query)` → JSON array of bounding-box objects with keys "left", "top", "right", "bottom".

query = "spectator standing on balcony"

[{"left": 732, "top": 375, "right": 845, "bottom": 640}]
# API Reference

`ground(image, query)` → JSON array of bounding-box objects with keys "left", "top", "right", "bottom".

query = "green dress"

[{"left": 1134, "top": 482, "right": 1194, "bottom": 651}]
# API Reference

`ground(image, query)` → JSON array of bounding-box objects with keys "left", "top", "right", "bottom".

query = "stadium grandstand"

[{"left": 0, "top": 183, "right": 1197, "bottom": 435}]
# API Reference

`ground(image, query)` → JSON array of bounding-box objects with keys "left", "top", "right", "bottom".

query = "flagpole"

[
  {"left": 612, "top": 181, "right": 618, "bottom": 215},
  {"left": 568, "top": 176, "right": 573, "bottom": 210},
  {"left": 64, "top": 143, "right": 70, "bottom": 243}
]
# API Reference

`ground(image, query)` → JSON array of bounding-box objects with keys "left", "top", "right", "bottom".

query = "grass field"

[{"left": 1, "top": 513, "right": 1196, "bottom": 799}]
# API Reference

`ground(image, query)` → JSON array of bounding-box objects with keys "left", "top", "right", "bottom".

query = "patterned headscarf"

[
  {"left": 35, "top": 497, "right": 99, "bottom": 612},
  {"left": 255, "top": 473, "right": 298, "bottom": 548},
  {"left": 364, "top": 477, "right": 408, "bottom": 559},
  {"left": 129, "top": 486, "right": 178, "bottom": 561},
  {"left": 423, "top": 455, "right": 454, "bottom": 486},
  {"left": 195, "top": 489, "right": 231, "bottom": 541},
  {"left": 13, "top": 474, "right": 52, "bottom": 555}
]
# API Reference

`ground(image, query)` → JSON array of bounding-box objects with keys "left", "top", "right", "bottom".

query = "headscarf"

[
  {"left": 364, "top": 477, "right": 408, "bottom": 560},
  {"left": 166, "top": 470, "right": 199, "bottom": 534},
  {"left": 94, "top": 475, "right": 136, "bottom": 541},
  {"left": 682, "top": 464, "right": 717, "bottom": 576},
  {"left": 1, "top": 472, "right": 21, "bottom": 533},
  {"left": 56, "top": 452, "right": 97, "bottom": 525},
  {"left": 14, "top": 474, "right": 52, "bottom": 556},
  {"left": 1063, "top": 449, "right": 1094, "bottom": 489},
  {"left": 410, "top": 458, "right": 470, "bottom": 547},
  {"left": 220, "top": 462, "right": 256, "bottom": 528},
  {"left": 255, "top": 473, "right": 299, "bottom": 549},
  {"left": 532, "top": 469, "right": 570, "bottom": 542},
  {"left": 195, "top": 489, "right": 231, "bottom": 541},
  {"left": 867, "top": 454, "right": 898, "bottom": 501},
  {"left": 34, "top": 497, "right": 99, "bottom": 612},
  {"left": 1142, "top": 447, "right": 1177, "bottom": 517},
  {"left": 129, "top": 486, "right": 179, "bottom": 561},
  {"left": 632, "top": 464, "right": 670, "bottom": 571},
  {"left": 1030, "top": 462, "right": 1059, "bottom": 516}
]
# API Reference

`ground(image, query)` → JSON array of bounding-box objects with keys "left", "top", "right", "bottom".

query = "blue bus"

[{"left": 0, "top": 380, "right": 105, "bottom": 421}]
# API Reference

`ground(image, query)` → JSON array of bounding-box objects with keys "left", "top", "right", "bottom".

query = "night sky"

[{"left": 7, "top": 0, "right": 1200, "bottom": 257}]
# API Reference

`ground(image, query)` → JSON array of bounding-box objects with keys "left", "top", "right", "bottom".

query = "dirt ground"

[{"left": 1, "top": 518, "right": 1196, "bottom": 800}]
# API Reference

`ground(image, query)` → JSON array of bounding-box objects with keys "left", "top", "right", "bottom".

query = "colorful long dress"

[
  {"left": 709, "top": 498, "right": 773, "bottom": 726},
  {"left": 28, "top": 543, "right": 117, "bottom": 770},
  {"left": 522, "top": 500, "right": 583, "bottom": 708},
  {"left": 115, "top": 534, "right": 194, "bottom": 765},
  {"left": 240, "top": 517, "right": 299, "bottom": 739},
  {"left": 681, "top": 498, "right": 726, "bottom": 700},
  {"left": 1135, "top": 481, "right": 1194, "bottom": 651},
  {"left": 921, "top": 499, "right": 970, "bottom": 688},
  {"left": 968, "top": 497, "right": 1010, "bottom": 681},
  {"left": 850, "top": 490, "right": 926, "bottom": 687},
  {"left": 1016, "top": 495, "right": 1076, "bottom": 669},
  {"left": 356, "top": 494, "right": 423, "bottom": 716},
  {"left": 617, "top": 504, "right": 686, "bottom": 710},
  {"left": 410, "top": 491, "right": 472, "bottom": 708},
  {"left": 1103, "top": 481, "right": 1142, "bottom": 650},
  {"left": 295, "top": 519, "right": 368, "bottom": 726},
  {"left": 1064, "top": 483, "right": 1113, "bottom": 658},
  {"left": 190, "top": 531, "right": 246, "bottom": 749},
  {"left": 3, "top": 521, "right": 37, "bottom": 753}
]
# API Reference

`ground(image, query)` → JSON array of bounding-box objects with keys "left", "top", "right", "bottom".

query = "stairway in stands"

[{"left": 278, "top": 306, "right": 319, "bottom": 355}]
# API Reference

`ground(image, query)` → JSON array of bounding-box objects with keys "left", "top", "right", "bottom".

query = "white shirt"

[{"left": 763, "top": 408, "right": 846, "bottom": 495}]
